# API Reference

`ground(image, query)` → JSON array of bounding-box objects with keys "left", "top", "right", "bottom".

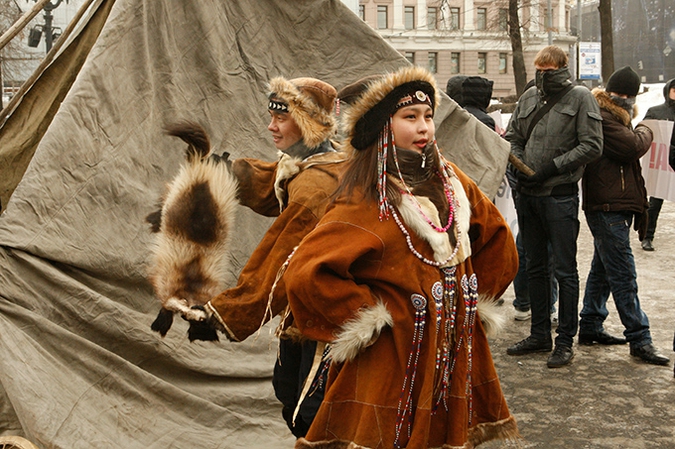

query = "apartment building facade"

[{"left": 354, "top": 0, "right": 577, "bottom": 98}]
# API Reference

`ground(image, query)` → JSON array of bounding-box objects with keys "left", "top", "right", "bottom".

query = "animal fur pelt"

[{"left": 146, "top": 121, "right": 239, "bottom": 341}]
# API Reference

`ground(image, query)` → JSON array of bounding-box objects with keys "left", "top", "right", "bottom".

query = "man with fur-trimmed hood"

[
  {"left": 579, "top": 66, "right": 670, "bottom": 366},
  {"left": 191, "top": 76, "right": 349, "bottom": 437}
]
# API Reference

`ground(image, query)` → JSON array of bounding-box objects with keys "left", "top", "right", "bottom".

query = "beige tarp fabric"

[{"left": 0, "top": 0, "right": 508, "bottom": 447}]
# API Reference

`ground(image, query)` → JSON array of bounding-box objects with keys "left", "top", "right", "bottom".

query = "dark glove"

[
  {"left": 209, "top": 151, "right": 232, "bottom": 171},
  {"left": 518, "top": 160, "right": 558, "bottom": 189},
  {"left": 634, "top": 211, "right": 649, "bottom": 242}
]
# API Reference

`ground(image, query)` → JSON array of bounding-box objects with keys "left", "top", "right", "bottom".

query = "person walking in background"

[
  {"left": 640, "top": 78, "right": 675, "bottom": 251},
  {"left": 446, "top": 75, "right": 496, "bottom": 131},
  {"left": 579, "top": 66, "right": 670, "bottom": 366},
  {"left": 283, "top": 66, "right": 519, "bottom": 448},
  {"left": 505, "top": 45, "right": 603, "bottom": 368}
]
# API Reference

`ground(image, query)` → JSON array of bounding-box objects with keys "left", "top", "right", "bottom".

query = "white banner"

[
  {"left": 494, "top": 174, "right": 519, "bottom": 241},
  {"left": 640, "top": 119, "right": 675, "bottom": 201}
]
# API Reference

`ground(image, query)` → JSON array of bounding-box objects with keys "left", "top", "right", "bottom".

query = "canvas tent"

[{"left": 0, "top": 1, "right": 509, "bottom": 447}]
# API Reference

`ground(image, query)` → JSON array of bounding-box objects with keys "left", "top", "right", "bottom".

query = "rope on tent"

[
  {"left": 0, "top": 0, "right": 98, "bottom": 127},
  {"left": 0, "top": 0, "right": 51, "bottom": 52}
]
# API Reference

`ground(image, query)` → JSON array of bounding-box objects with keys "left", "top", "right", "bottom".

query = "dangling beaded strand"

[
  {"left": 433, "top": 266, "right": 457, "bottom": 412},
  {"left": 394, "top": 294, "right": 427, "bottom": 448},
  {"left": 464, "top": 273, "right": 479, "bottom": 426},
  {"left": 377, "top": 118, "right": 393, "bottom": 221}
]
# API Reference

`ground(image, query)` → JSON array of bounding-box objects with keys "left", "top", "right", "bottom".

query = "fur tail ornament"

[{"left": 146, "top": 121, "right": 239, "bottom": 341}]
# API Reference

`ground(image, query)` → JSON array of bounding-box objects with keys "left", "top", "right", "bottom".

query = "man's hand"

[{"left": 517, "top": 160, "right": 558, "bottom": 189}]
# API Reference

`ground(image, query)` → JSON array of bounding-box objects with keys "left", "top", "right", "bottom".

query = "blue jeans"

[
  {"left": 580, "top": 211, "right": 651, "bottom": 348},
  {"left": 513, "top": 231, "right": 559, "bottom": 314},
  {"left": 517, "top": 193, "right": 580, "bottom": 347}
]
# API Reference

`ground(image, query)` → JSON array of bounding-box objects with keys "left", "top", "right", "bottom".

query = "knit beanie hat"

[
  {"left": 268, "top": 77, "right": 337, "bottom": 148},
  {"left": 605, "top": 66, "right": 640, "bottom": 97}
]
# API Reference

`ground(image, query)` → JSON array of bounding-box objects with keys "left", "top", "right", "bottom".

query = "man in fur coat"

[
  {"left": 579, "top": 66, "right": 670, "bottom": 366},
  {"left": 193, "top": 76, "right": 349, "bottom": 437}
]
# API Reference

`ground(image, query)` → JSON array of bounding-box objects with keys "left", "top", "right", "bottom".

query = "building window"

[
  {"left": 405, "top": 52, "right": 415, "bottom": 65},
  {"left": 359, "top": 4, "right": 365, "bottom": 21},
  {"left": 477, "top": 8, "right": 487, "bottom": 30},
  {"left": 565, "top": 10, "right": 570, "bottom": 32},
  {"left": 377, "top": 5, "right": 388, "bottom": 29},
  {"left": 404, "top": 6, "right": 415, "bottom": 30},
  {"left": 451, "top": 52, "right": 460, "bottom": 74},
  {"left": 499, "top": 53, "right": 508, "bottom": 73},
  {"left": 427, "top": 7, "right": 438, "bottom": 30},
  {"left": 499, "top": 8, "right": 508, "bottom": 31},
  {"left": 428, "top": 52, "right": 438, "bottom": 73},
  {"left": 478, "top": 52, "right": 487, "bottom": 73},
  {"left": 450, "top": 7, "right": 460, "bottom": 30}
]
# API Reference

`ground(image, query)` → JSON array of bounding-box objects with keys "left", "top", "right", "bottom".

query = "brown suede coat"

[
  {"left": 208, "top": 150, "right": 348, "bottom": 341},
  {"left": 285, "top": 162, "right": 519, "bottom": 449}
]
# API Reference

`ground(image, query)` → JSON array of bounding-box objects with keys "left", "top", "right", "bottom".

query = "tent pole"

[
  {"left": 0, "top": 0, "right": 52, "bottom": 52},
  {"left": 0, "top": 0, "right": 98, "bottom": 127}
]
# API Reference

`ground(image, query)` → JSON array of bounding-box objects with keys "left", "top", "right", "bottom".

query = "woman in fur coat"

[{"left": 283, "top": 66, "right": 519, "bottom": 448}]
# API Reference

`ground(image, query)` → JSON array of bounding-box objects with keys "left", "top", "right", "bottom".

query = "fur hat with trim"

[
  {"left": 268, "top": 77, "right": 337, "bottom": 149},
  {"left": 342, "top": 66, "right": 440, "bottom": 152}
]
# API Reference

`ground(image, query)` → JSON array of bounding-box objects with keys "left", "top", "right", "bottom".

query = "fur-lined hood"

[
  {"left": 592, "top": 88, "right": 636, "bottom": 126},
  {"left": 342, "top": 66, "right": 441, "bottom": 152},
  {"left": 268, "top": 77, "right": 337, "bottom": 148}
]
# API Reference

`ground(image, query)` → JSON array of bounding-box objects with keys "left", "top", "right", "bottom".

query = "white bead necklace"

[{"left": 388, "top": 204, "right": 461, "bottom": 267}]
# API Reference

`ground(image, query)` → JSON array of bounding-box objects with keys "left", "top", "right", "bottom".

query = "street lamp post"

[{"left": 32, "top": 0, "right": 67, "bottom": 53}]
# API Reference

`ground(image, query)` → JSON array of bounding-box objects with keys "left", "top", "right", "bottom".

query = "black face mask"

[
  {"left": 610, "top": 95, "right": 636, "bottom": 115},
  {"left": 535, "top": 67, "right": 571, "bottom": 98}
]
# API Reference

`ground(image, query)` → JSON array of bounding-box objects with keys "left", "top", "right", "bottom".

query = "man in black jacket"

[
  {"left": 639, "top": 78, "right": 675, "bottom": 251},
  {"left": 579, "top": 66, "right": 670, "bottom": 366}
]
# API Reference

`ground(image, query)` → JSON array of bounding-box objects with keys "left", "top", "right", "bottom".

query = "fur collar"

[
  {"left": 273, "top": 147, "right": 348, "bottom": 212},
  {"left": 274, "top": 152, "right": 302, "bottom": 212},
  {"left": 592, "top": 88, "right": 636, "bottom": 126},
  {"left": 396, "top": 164, "right": 472, "bottom": 266}
]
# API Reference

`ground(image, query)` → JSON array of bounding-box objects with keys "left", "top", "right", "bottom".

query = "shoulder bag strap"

[{"left": 525, "top": 84, "right": 575, "bottom": 141}]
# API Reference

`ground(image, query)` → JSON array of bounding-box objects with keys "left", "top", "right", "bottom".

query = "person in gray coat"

[{"left": 505, "top": 45, "right": 603, "bottom": 368}]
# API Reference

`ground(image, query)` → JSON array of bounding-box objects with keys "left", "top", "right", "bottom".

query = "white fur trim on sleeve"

[
  {"left": 476, "top": 295, "right": 506, "bottom": 337},
  {"left": 329, "top": 301, "right": 393, "bottom": 364}
]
